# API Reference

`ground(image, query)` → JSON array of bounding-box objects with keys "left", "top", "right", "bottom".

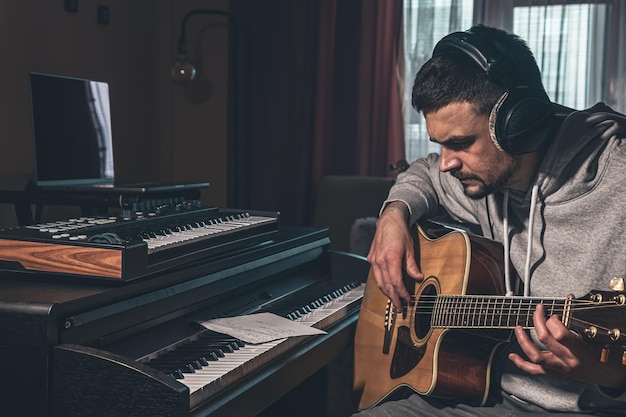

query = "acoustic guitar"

[{"left": 353, "top": 222, "right": 626, "bottom": 410}]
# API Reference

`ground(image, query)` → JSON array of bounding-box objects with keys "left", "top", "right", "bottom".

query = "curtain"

[
  {"left": 314, "top": 0, "right": 405, "bottom": 181},
  {"left": 312, "top": 0, "right": 406, "bottom": 179},
  {"left": 230, "top": 0, "right": 405, "bottom": 226},
  {"left": 230, "top": 0, "right": 321, "bottom": 226},
  {"left": 473, "top": 0, "right": 513, "bottom": 30},
  {"left": 354, "top": 0, "right": 405, "bottom": 176},
  {"left": 604, "top": 0, "right": 625, "bottom": 112}
]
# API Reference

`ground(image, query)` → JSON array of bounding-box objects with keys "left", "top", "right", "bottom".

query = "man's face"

[{"left": 424, "top": 101, "right": 521, "bottom": 199}]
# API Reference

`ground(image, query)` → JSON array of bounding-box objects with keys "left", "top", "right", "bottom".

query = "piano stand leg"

[
  {"left": 256, "top": 344, "right": 358, "bottom": 417},
  {"left": 326, "top": 345, "right": 358, "bottom": 417}
]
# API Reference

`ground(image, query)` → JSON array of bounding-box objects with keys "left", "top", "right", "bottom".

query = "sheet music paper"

[{"left": 197, "top": 312, "right": 327, "bottom": 344}]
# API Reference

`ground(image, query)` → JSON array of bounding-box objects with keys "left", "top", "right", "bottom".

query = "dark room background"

[{"left": 0, "top": 0, "right": 405, "bottom": 229}]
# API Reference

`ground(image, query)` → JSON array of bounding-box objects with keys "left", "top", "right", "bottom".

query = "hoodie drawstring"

[
  {"left": 524, "top": 184, "right": 539, "bottom": 297},
  {"left": 503, "top": 184, "right": 539, "bottom": 297},
  {"left": 503, "top": 189, "right": 513, "bottom": 296}
]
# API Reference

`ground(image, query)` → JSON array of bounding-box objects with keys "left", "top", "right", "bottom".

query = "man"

[{"left": 355, "top": 25, "right": 626, "bottom": 416}]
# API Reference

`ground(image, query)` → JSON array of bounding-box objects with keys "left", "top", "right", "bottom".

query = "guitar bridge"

[{"left": 382, "top": 300, "right": 395, "bottom": 354}]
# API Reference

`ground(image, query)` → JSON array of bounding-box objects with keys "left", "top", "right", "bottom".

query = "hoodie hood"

[
  {"left": 502, "top": 103, "right": 626, "bottom": 297},
  {"left": 535, "top": 102, "right": 626, "bottom": 202}
]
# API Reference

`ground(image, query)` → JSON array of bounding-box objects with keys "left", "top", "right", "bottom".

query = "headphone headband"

[{"left": 433, "top": 31, "right": 513, "bottom": 87}]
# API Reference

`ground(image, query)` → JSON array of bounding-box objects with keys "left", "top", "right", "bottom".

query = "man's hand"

[
  {"left": 367, "top": 202, "right": 423, "bottom": 311},
  {"left": 510, "top": 303, "right": 626, "bottom": 391}
]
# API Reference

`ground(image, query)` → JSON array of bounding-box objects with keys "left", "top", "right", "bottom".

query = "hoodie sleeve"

[{"left": 381, "top": 153, "right": 482, "bottom": 226}]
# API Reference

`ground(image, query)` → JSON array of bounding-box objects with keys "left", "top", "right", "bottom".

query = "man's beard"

[{"left": 451, "top": 155, "right": 520, "bottom": 200}]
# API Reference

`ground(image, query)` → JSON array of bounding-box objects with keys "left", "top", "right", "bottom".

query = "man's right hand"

[{"left": 367, "top": 201, "right": 424, "bottom": 311}]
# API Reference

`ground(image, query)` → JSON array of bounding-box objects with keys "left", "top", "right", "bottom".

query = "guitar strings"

[
  {"left": 403, "top": 295, "right": 622, "bottom": 312},
  {"left": 399, "top": 297, "right": 623, "bottom": 323},
  {"left": 390, "top": 296, "right": 622, "bottom": 335}
]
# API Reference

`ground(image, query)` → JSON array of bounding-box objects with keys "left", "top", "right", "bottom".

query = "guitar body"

[{"left": 354, "top": 223, "right": 509, "bottom": 410}]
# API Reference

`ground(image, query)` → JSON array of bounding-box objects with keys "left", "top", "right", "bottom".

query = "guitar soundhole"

[{"left": 414, "top": 281, "right": 437, "bottom": 340}]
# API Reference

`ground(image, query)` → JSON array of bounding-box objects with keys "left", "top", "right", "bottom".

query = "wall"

[{"left": 0, "top": 0, "right": 230, "bottom": 228}]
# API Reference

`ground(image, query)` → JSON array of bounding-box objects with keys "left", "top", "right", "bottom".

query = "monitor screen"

[{"left": 29, "top": 72, "right": 115, "bottom": 185}]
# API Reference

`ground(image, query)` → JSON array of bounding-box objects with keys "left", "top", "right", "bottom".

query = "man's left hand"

[{"left": 509, "top": 303, "right": 626, "bottom": 391}]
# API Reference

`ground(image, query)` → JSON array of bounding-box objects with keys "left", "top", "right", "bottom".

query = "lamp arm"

[
  {"left": 172, "top": 8, "right": 240, "bottom": 207},
  {"left": 177, "top": 9, "right": 235, "bottom": 55}
]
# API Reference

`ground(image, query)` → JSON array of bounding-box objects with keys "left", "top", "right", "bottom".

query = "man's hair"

[{"left": 412, "top": 25, "right": 548, "bottom": 116}]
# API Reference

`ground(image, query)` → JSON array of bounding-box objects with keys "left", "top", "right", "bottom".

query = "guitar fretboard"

[{"left": 430, "top": 295, "right": 569, "bottom": 329}]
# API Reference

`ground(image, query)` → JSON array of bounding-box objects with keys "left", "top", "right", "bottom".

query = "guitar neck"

[{"left": 430, "top": 295, "right": 570, "bottom": 329}]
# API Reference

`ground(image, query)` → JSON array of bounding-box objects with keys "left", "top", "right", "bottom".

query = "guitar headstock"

[
  {"left": 569, "top": 280, "right": 626, "bottom": 365},
  {"left": 570, "top": 280, "right": 626, "bottom": 346}
]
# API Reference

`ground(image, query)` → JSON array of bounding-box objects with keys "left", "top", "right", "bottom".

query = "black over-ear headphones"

[{"left": 432, "top": 31, "right": 555, "bottom": 154}]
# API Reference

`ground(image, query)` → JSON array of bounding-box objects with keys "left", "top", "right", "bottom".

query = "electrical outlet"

[
  {"left": 64, "top": 0, "right": 78, "bottom": 12},
  {"left": 97, "top": 5, "right": 110, "bottom": 25}
]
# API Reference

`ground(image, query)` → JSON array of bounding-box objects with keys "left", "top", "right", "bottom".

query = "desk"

[{"left": 0, "top": 185, "right": 206, "bottom": 226}]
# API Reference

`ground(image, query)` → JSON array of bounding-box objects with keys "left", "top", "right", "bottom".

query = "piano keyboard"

[
  {"left": 146, "top": 281, "right": 365, "bottom": 409},
  {"left": 0, "top": 207, "right": 279, "bottom": 281},
  {"left": 141, "top": 214, "right": 276, "bottom": 254}
]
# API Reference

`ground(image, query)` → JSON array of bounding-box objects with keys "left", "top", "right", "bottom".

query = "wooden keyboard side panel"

[
  {"left": 0, "top": 239, "right": 123, "bottom": 279},
  {"left": 52, "top": 344, "right": 189, "bottom": 417}
]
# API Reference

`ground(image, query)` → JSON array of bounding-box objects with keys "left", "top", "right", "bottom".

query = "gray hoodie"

[{"left": 385, "top": 103, "right": 626, "bottom": 413}]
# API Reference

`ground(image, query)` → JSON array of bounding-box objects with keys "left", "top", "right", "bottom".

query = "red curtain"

[
  {"left": 355, "top": 0, "right": 405, "bottom": 176},
  {"left": 231, "top": 0, "right": 404, "bottom": 226},
  {"left": 313, "top": 0, "right": 405, "bottom": 180}
]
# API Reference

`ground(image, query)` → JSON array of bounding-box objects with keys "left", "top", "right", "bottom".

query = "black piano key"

[
  {"left": 198, "top": 333, "right": 243, "bottom": 350},
  {"left": 148, "top": 331, "right": 247, "bottom": 377}
]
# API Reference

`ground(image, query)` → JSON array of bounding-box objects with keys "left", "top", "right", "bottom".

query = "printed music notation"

[{"left": 198, "top": 312, "right": 327, "bottom": 344}]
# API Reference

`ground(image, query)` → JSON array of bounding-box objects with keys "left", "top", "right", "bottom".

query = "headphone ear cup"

[{"left": 494, "top": 89, "right": 555, "bottom": 154}]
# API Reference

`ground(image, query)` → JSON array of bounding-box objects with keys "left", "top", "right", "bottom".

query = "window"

[
  {"left": 403, "top": 0, "right": 625, "bottom": 162},
  {"left": 403, "top": 0, "right": 473, "bottom": 161},
  {"left": 513, "top": 3, "right": 608, "bottom": 111}
]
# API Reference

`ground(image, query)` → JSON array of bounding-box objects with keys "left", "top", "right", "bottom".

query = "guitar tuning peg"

[
  {"left": 609, "top": 277, "right": 625, "bottom": 291},
  {"left": 609, "top": 328, "right": 622, "bottom": 342}
]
